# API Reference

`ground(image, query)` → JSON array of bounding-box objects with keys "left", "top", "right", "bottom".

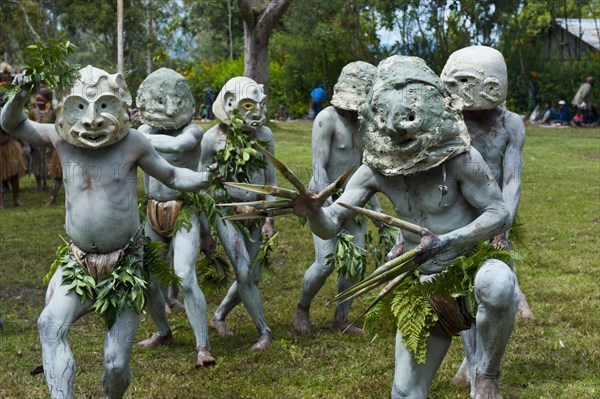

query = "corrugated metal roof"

[{"left": 556, "top": 18, "right": 600, "bottom": 50}]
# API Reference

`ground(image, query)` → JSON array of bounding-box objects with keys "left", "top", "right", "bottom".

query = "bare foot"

[
  {"left": 45, "top": 197, "right": 56, "bottom": 207},
  {"left": 331, "top": 319, "right": 363, "bottom": 336},
  {"left": 13, "top": 199, "right": 23, "bottom": 206},
  {"left": 451, "top": 357, "right": 471, "bottom": 387},
  {"left": 292, "top": 304, "right": 312, "bottom": 336},
  {"left": 209, "top": 316, "right": 234, "bottom": 338},
  {"left": 251, "top": 331, "right": 272, "bottom": 352},
  {"left": 138, "top": 331, "right": 172, "bottom": 348},
  {"left": 516, "top": 297, "right": 536, "bottom": 321},
  {"left": 474, "top": 374, "right": 502, "bottom": 399},
  {"left": 195, "top": 346, "right": 216, "bottom": 368}
]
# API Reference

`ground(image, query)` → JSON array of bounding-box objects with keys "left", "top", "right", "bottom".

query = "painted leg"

[
  {"left": 472, "top": 260, "right": 516, "bottom": 399},
  {"left": 38, "top": 267, "right": 92, "bottom": 399},
  {"left": 452, "top": 325, "right": 477, "bottom": 388},
  {"left": 138, "top": 221, "right": 172, "bottom": 348},
  {"left": 211, "top": 281, "right": 240, "bottom": 337},
  {"left": 171, "top": 218, "right": 215, "bottom": 367},
  {"left": 514, "top": 276, "right": 535, "bottom": 320},
  {"left": 101, "top": 306, "right": 139, "bottom": 399},
  {"left": 294, "top": 234, "right": 337, "bottom": 336},
  {"left": 391, "top": 323, "right": 452, "bottom": 399},
  {"left": 332, "top": 220, "right": 366, "bottom": 335},
  {"left": 215, "top": 220, "right": 271, "bottom": 350}
]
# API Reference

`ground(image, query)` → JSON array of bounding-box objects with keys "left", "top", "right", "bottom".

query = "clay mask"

[
  {"left": 330, "top": 61, "right": 376, "bottom": 111},
  {"left": 212, "top": 77, "right": 267, "bottom": 131},
  {"left": 54, "top": 65, "right": 132, "bottom": 148},
  {"left": 136, "top": 68, "right": 195, "bottom": 130},
  {"left": 361, "top": 56, "right": 469, "bottom": 176},
  {"left": 441, "top": 46, "right": 507, "bottom": 111}
]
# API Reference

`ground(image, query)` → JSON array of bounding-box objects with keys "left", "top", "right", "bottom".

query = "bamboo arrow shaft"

[{"left": 338, "top": 203, "right": 425, "bottom": 236}]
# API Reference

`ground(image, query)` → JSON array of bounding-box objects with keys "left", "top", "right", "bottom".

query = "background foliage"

[{"left": 1, "top": 0, "right": 599, "bottom": 116}]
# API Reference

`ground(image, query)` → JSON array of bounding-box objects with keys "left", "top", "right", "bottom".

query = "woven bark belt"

[
  {"left": 428, "top": 294, "right": 476, "bottom": 337},
  {"left": 68, "top": 242, "right": 123, "bottom": 282},
  {"left": 146, "top": 198, "right": 184, "bottom": 238}
]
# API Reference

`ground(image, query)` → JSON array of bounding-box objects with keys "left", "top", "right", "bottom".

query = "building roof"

[{"left": 556, "top": 18, "right": 600, "bottom": 50}]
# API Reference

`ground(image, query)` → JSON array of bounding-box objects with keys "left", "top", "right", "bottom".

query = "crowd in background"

[{"left": 528, "top": 76, "right": 598, "bottom": 128}]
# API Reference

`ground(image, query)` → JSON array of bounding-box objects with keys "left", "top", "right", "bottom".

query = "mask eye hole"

[
  {"left": 78, "top": 104, "right": 84, "bottom": 110},
  {"left": 460, "top": 78, "right": 468, "bottom": 83}
]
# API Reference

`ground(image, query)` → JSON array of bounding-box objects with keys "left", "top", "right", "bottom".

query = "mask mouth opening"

[{"left": 78, "top": 132, "right": 108, "bottom": 145}]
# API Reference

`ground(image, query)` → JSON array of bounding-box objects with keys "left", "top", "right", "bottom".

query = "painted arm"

[
  {"left": 496, "top": 115, "right": 524, "bottom": 245},
  {"left": 141, "top": 124, "right": 204, "bottom": 154},
  {"left": 503, "top": 123, "right": 525, "bottom": 219},
  {"left": 199, "top": 128, "right": 218, "bottom": 173},
  {"left": 135, "top": 130, "right": 211, "bottom": 191},
  {"left": 310, "top": 110, "right": 334, "bottom": 193},
  {"left": 302, "top": 165, "right": 378, "bottom": 239},
  {"left": 437, "top": 148, "right": 510, "bottom": 250},
  {"left": 0, "top": 91, "right": 54, "bottom": 147}
]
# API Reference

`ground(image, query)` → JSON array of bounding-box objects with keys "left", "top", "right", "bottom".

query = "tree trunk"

[
  {"left": 228, "top": 0, "right": 234, "bottom": 60},
  {"left": 237, "top": 0, "right": 292, "bottom": 94},
  {"left": 117, "top": 0, "right": 124, "bottom": 75},
  {"left": 243, "top": 25, "right": 270, "bottom": 88},
  {"left": 145, "top": 0, "right": 154, "bottom": 75}
]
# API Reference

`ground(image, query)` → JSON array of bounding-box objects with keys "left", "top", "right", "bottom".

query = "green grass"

[{"left": 0, "top": 122, "right": 599, "bottom": 398}]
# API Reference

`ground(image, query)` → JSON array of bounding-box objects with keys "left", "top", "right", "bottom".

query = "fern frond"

[{"left": 197, "top": 252, "right": 232, "bottom": 294}]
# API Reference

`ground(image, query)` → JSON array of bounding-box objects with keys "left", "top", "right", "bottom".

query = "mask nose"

[
  {"left": 81, "top": 104, "right": 105, "bottom": 129},
  {"left": 165, "top": 98, "right": 176, "bottom": 116},
  {"left": 385, "top": 106, "right": 421, "bottom": 134}
]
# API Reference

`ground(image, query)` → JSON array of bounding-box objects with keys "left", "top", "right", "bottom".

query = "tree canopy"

[{"left": 1, "top": 0, "right": 598, "bottom": 117}]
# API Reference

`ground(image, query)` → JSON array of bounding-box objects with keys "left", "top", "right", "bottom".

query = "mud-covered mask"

[
  {"left": 441, "top": 46, "right": 507, "bottom": 111},
  {"left": 361, "top": 56, "right": 469, "bottom": 176},
  {"left": 54, "top": 65, "right": 132, "bottom": 148},
  {"left": 136, "top": 68, "right": 195, "bottom": 130},
  {"left": 330, "top": 61, "right": 376, "bottom": 111},
  {"left": 212, "top": 77, "right": 267, "bottom": 131}
]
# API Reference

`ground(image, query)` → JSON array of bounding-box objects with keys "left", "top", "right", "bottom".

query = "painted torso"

[
  {"left": 51, "top": 129, "right": 143, "bottom": 253},
  {"left": 314, "top": 106, "right": 363, "bottom": 186}
]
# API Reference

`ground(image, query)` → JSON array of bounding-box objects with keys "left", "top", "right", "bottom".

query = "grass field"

[{"left": 0, "top": 122, "right": 598, "bottom": 399}]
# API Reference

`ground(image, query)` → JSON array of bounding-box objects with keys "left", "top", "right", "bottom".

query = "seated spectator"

[
  {"left": 554, "top": 100, "right": 571, "bottom": 124},
  {"left": 275, "top": 104, "right": 289, "bottom": 121},
  {"left": 538, "top": 100, "right": 558, "bottom": 125}
]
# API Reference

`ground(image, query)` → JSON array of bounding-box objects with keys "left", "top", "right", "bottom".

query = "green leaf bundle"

[{"left": 3, "top": 40, "right": 80, "bottom": 102}]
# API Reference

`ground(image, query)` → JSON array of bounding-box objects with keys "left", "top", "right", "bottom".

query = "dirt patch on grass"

[{"left": 585, "top": 153, "right": 600, "bottom": 159}]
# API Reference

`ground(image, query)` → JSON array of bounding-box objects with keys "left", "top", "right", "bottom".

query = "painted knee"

[
  {"left": 176, "top": 270, "right": 198, "bottom": 297},
  {"left": 235, "top": 266, "right": 254, "bottom": 287},
  {"left": 104, "top": 351, "right": 131, "bottom": 381},
  {"left": 38, "top": 310, "right": 68, "bottom": 346},
  {"left": 475, "top": 260, "right": 516, "bottom": 311}
]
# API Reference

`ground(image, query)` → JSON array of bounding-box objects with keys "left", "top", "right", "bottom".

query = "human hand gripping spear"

[{"left": 219, "top": 144, "right": 440, "bottom": 331}]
